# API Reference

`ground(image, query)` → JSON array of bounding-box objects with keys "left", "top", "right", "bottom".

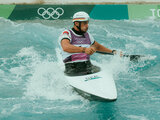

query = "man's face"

[
  {"left": 75, "top": 21, "right": 89, "bottom": 32},
  {"left": 80, "top": 21, "right": 89, "bottom": 32}
]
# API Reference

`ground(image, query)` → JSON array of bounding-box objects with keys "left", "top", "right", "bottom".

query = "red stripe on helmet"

[{"left": 63, "top": 31, "right": 69, "bottom": 35}]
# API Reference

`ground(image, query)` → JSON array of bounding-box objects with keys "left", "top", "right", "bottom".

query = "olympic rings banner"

[
  {"left": 0, "top": 4, "right": 160, "bottom": 20},
  {"left": 0, "top": 5, "right": 94, "bottom": 20},
  {"left": 37, "top": 7, "right": 64, "bottom": 20}
]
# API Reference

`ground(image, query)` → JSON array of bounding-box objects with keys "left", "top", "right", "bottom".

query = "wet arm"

[
  {"left": 61, "top": 39, "right": 84, "bottom": 53},
  {"left": 91, "top": 41, "right": 113, "bottom": 53}
]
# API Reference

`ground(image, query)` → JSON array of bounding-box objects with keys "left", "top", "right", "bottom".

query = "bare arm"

[
  {"left": 61, "top": 39, "right": 96, "bottom": 55},
  {"left": 91, "top": 41, "right": 113, "bottom": 53},
  {"left": 61, "top": 39, "right": 84, "bottom": 53}
]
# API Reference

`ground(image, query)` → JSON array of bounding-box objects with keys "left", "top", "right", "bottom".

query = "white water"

[{"left": 0, "top": 16, "right": 160, "bottom": 120}]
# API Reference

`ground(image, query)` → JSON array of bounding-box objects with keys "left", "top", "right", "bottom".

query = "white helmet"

[{"left": 72, "top": 11, "right": 90, "bottom": 22}]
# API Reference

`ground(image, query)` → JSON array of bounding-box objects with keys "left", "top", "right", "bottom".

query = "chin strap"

[
  {"left": 76, "top": 22, "right": 81, "bottom": 32},
  {"left": 75, "top": 22, "right": 85, "bottom": 34}
]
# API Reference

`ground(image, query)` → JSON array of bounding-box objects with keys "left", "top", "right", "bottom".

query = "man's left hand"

[{"left": 85, "top": 47, "right": 96, "bottom": 55}]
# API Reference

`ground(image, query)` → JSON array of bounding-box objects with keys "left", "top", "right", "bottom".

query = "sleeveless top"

[{"left": 59, "top": 29, "right": 95, "bottom": 63}]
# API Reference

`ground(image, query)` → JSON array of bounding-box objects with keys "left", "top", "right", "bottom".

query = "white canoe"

[{"left": 65, "top": 69, "right": 117, "bottom": 101}]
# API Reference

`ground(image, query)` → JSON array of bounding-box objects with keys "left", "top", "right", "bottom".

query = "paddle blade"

[
  {"left": 123, "top": 55, "right": 144, "bottom": 62},
  {"left": 130, "top": 55, "right": 140, "bottom": 61}
]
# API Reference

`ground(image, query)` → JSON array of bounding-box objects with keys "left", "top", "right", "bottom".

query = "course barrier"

[{"left": 0, "top": 4, "right": 160, "bottom": 20}]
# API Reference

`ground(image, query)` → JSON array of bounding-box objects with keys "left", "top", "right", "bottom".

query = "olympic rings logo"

[{"left": 37, "top": 7, "right": 64, "bottom": 20}]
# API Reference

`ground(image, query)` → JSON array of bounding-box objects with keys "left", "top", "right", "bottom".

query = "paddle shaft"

[{"left": 96, "top": 51, "right": 143, "bottom": 61}]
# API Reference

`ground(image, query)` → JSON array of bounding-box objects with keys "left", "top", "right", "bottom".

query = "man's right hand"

[{"left": 84, "top": 47, "right": 96, "bottom": 55}]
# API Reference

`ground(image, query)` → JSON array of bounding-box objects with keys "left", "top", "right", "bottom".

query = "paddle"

[{"left": 96, "top": 51, "right": 144, "bottom": 62}]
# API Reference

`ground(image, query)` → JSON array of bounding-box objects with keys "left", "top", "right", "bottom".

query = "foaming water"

[{"left": 0, "top": 18, "right": 159, "bottom": 120}]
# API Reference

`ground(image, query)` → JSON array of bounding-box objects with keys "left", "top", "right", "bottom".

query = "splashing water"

[{"left": 0, "top": 18, "right": 159, "bottom": 120}]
